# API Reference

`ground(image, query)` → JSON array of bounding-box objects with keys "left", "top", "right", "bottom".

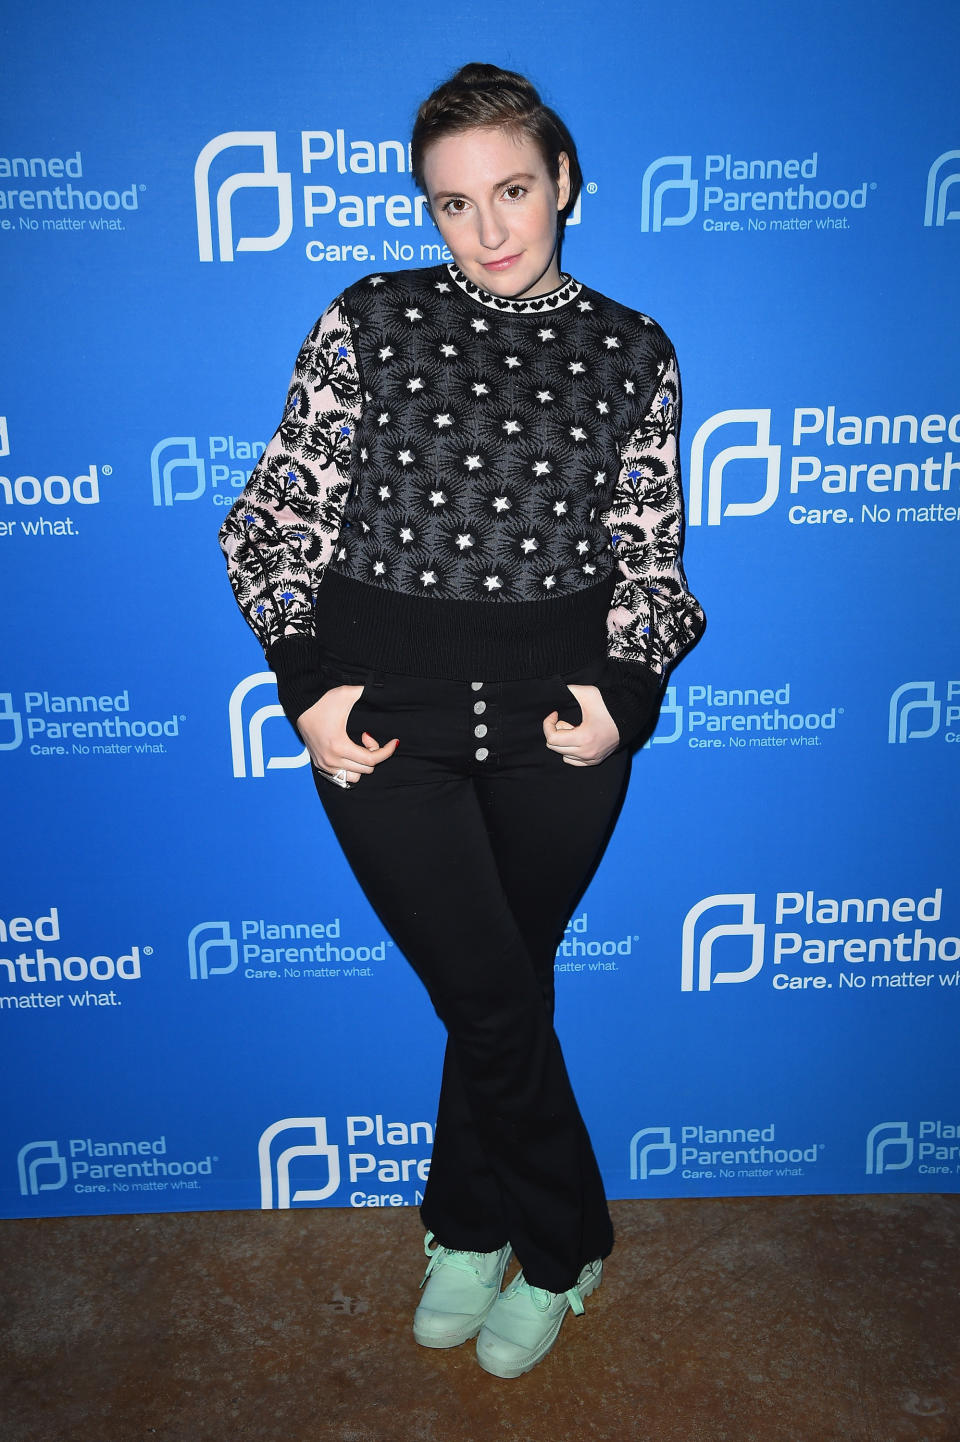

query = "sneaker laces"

[
  {"left": 502, "top": 1270, "right": 586, "bottom": 1316},
  {"left": 420, "top": 1231, "right": 504, "bottom": 1288}
]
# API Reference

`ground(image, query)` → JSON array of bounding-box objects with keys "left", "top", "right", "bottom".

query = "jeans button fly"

[{"left": 473, "top": 700, "right": 486, "bottom": 715}]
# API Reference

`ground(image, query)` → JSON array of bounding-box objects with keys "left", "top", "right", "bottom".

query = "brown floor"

[{"left": 2, "top": 1194, "right": 959, "bottom": 1442}]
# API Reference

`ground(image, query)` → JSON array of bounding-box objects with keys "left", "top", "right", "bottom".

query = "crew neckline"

[{"left": 444, "top": 262, "right": 583, "bottom": 314}]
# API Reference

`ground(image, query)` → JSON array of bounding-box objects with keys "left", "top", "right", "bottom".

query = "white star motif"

[
  {"left": 406, "top": 376, "right": 425, "bottom": 392},
  {"left": 624, "top": 379, "right": 635, "bottom": 394},
  {"left": 492, "top": 496, "right": 511, "bottom": 512},
  {"left": 373, "top": 560, "right": 386, "bottom": 576},
  {"left": 603, "top": 335, "right": 621, "bottom": 349},
  {"left": 594, "top": 471, "right": 606, "bottom": 487},
  {"left": 440, "top": 343, "right": 458, "bottom": 357},
  {"left": 520, "top": 537, "right": 538, "bottom": 553},
  {"left": 532, "top": 460, "right": 551, "bottom": 477},
  {"left": 596, "top": 399, "right": 609, "bottom": 414},
  {"left": 464, "top": 454, "right": 482, "bottom": 471},
  {"left": 538, "top": 328, "right": 556, "bottom": 341},
  {"left": 568, "top": 360, "right": 585, "bottom": 375},
  {"left": 471, "top": 318, "right": 489, "bottom": 332},
  {"left": 589, "top": 508, "right": 597, "bottom": 520},
  {"left": 553, "top": 500, "right": 568, "bottom": 515},
  {"left": 397, "top": 450, "right": 414, "bottom": 466},
  {"left": 369, "top": 275, "right": 386, "bottom": 286},
  {"left": 378, "top": 346, "right": 393, "bottom": 360},
  {"left": 502, "top": 419, "right": 521, "bottom": 435},
  {"left": 569, "top": 426, "right": 587, "bottom": 442},
  {"left": 583, "top": 562, "right": 596, "bottom": 574},
  {"left": 433, "top": 413, "right": 453, "bottom": 428},
  {"left": 504, "top": 355, "right": 521, "bottom": 368},
  {"left": 483, "top": 575, "right": 502, "bottom": 591},
  {"left": 536, "top": 390, "right": 554, "bottom": 404},
  {"left": 455, "top": 533, "right": 475, "bottom": 550},
  {"left": 472, "top": 382, "right": 489, "bottom": 397},
  {"left": 405, "top": 307, "right": 423, "bottom": 321},
  {"left": 428, "top": 490, "right": 447, "bottom": 507},
  {"left": 578, "top": 299, "right": 593, "bottom": 311},
  {"left": 336, "top": 547, "right": 346, "bottom": 560},
  {"left": 377, "top": 485, "right": 391, "bottom": 500},
  {"left": 576, "top": 539, "right": 590, "bottom": 554},
  {"left": 542, "top": 574, "right": 556, "bottom": 589},
  {"left": 435, "top": 281, "right": 450, "bottom": 293},
  {"left": 399, "top": 527, "right": 414, "bottom": 544},
  {"left": 419, "top": 570, "right": 437, "bottom": 586},
  {"left": 359, "top": 446, "right": 369, "bottom": 461},
  {"left": 377, "top": 412, "right": 390, "bottom": 426}
]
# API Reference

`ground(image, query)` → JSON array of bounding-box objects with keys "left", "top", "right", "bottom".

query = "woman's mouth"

[{"left": 481, "top": 253, "right": 522, "bottom": 272}]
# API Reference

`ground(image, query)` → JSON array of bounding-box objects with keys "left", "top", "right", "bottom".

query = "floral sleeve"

[
  {"left": 218, "top": 296, "right": 361, "bottom": 726},
  {"left": 596, "top": 346, "right": 706, "bottom": 745}
]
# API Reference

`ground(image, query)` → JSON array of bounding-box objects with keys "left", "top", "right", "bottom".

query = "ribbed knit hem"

[
  {"left": 265, "top": 634, "right": 333, "bottom": 731},
  {"left": 313, "top": 567, "right": 618, "bottom": 681},
  {"left": 597, "top": 658, "right": 664, "bottom": 749}
]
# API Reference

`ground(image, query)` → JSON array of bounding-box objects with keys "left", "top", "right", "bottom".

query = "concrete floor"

[{"left": 2, "top": 1193, "right": 959, "bottom": 1442}]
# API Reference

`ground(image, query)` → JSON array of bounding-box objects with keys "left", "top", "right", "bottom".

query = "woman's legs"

[{"left": 314, "top": 670, "right": 630, "bottom": 1292}]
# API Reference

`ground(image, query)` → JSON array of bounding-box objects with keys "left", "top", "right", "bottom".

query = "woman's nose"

[{"left": 475, "top": 206, "right": 508, "bottom": 251}]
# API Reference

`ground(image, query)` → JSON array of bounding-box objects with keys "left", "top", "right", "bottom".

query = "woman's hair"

[{"left": 411, "top": 62, "right": 582, "bottom": 228}]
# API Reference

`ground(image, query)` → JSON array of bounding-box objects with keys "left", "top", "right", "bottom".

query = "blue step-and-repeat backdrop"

[{"left": 3, "top": 2, "right": 958, "bottom": 1219}]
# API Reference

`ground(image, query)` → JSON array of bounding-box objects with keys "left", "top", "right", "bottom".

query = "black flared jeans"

[{"left": 312, "top": 648, "right": 630, "bottom": 1292}]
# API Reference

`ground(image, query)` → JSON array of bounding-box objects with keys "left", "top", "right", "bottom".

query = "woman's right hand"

[{"left": 297, "top": 685, "right": 399, "bottom": 784}]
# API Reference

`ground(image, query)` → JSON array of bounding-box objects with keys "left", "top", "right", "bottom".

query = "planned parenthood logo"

[
  {"left": 629, "top": 1121, "right": 823, "bottom": 1182},
  {"left": 680, "top": 886, "right": 958, "bottom": 993},
  {"left": 682, "top": 894, "right": 765, "bottom": 991},
  {"left": 17, "top": 1133, "right": 216, "bottom": 1197},
  {"left": 866, "top": 1120, "right": 959, "bottom": 1176},
  {"left": 865, "top": 1122, "right": 914, "bottom": 1175},
  {"left": 187, "top": 922, "right": 238, "bottom": 980},
  {"left": 258, "top": 1113, "right": 433, "bottom": 1207},
  {"left": 17, "top": 1140, "right": 67, "bottom": 1195},
  {"left": 640, "top": 149, "right": 875, "bottom": 234},
  {"left": 888, "top": 681, "right": 960, "bottom": 743},
  {"left": 687, "top": 403, "right": 960, "bottom": 527},
  {"left": 689, "top": 410, "right": 781, "bottom": 526},
  {"left": 150, "top": 434, "right": 264, "bottom": 506},
  {"left": 923, "top": 150, "right": 960, "bottom": 227},
  {"left": 258, "top": 1117, "right": 342, "bottom": 1208},
  {"left": 228, "top": 673, "right": 308, "bottom": 778},
  {"left": 195, "top": 132, "right": 294, "bottom": 263},
  {"left": 628, "top": 1126, "right": 677, "bottom": 1179}
]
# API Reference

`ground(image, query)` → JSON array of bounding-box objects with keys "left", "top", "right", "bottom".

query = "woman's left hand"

[{"left": 543, "top": 684, "right": 621, "bottom": 766}]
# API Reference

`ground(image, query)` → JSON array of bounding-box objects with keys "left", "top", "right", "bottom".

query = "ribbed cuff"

[
  {"left": 596, "top": 658, "right": 664, "bottom": 748},
  {"left": 265, "top": 634, "right": 331, "bottom": 732}
]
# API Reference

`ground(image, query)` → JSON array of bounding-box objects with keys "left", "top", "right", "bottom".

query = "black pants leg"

[{"left": 312, "top": 665, "right": 630, "bottom": 1293}]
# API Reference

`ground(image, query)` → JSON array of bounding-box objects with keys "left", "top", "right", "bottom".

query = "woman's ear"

[{"left": 556, "top": 152, "right": 571, "bottom": 212}]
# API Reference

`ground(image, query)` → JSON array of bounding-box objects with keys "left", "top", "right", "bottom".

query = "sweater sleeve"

[
  {"left": 218, "top": 296, "right": 361, "bottom": 727},
  {"left": 596, "top": 344, "right": 706, "bottom": 746}
]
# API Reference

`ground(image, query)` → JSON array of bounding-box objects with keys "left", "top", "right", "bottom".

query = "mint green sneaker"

[
  {"left": 475, "top": 1258, "right": 602, "bottom": 1378},
  {"left": 413, "top": 1231, "right": 513, "bottom": 1349}
]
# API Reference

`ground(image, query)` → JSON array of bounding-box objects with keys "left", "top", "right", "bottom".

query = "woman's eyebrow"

[{"left": 431, "top": 171, "right": 539, "bottom": 201}]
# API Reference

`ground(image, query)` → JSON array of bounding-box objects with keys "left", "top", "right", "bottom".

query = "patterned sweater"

[{"left": 219, "top": 262, "right": 705, "bottom": 746}]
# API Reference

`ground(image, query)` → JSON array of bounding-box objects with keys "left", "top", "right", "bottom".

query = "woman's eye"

[
  {"left": 503, "top": 185, "right": 527, "bottom": 200},
  {"left": 443, "top": 198, "right": 468, "bottom": 215}
]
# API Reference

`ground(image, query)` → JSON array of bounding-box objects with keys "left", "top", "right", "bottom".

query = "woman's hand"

[
  {"left": 543, "top": 684, "right": 620, "bottom": 766},
  {"left": 297, "top": 685, "right": 398, "bottom": 784}
]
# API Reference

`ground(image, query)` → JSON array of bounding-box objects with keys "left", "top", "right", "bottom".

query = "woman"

[{"left": 219, "top": 62, "right": 705, "bottom": 1378}]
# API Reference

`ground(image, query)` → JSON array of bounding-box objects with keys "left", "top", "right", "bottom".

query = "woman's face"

[{"left": 422, "top": 125, "right": 570, "bottom": 299}]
